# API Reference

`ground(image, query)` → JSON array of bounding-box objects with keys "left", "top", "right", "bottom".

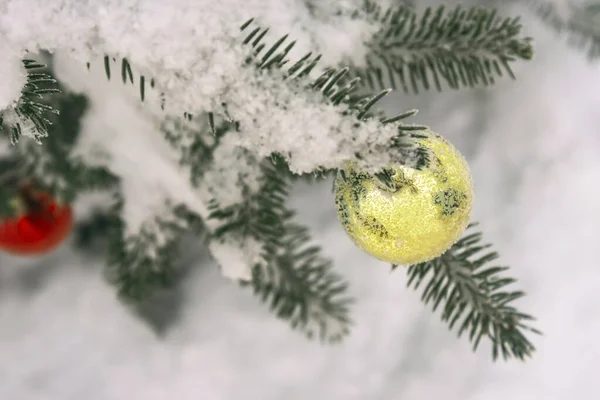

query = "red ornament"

[{"left": 0, "top": 189, "right": 73, "bottom": 255}]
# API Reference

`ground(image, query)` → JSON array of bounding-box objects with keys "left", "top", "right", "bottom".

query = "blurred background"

[{"left": 1, "top": 0, "right": 600, "bottom": 399}]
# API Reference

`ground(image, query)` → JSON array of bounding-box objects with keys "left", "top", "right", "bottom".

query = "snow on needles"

[
  {"left": 0, "top": 0, "right": 404, "bottom": 175},
  {"left": 2, "top": 0, "right": 411, "bottom": 279},
  {"left": 52, "top": 51, "right": 208, "bottom": 232}
]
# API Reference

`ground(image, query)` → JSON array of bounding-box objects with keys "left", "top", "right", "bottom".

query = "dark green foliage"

[
  {"left": 531, "top": 0, "right": 600, "bottom": 59},
  {"left": 8, "top": 90, "right": 119, "bottom": 203},
  {"left": 208, "top": 156, "right": 289, "bottom": 246},
  {"left": 208, "top": 159, "right": 352, "bottom": 342},
  {"left": 0, "top": 59, "right": 60, "bottom": 143},
  {"left": 246, "top": 218, "right": 353, "bottom": 342},
  {"left": 352, "top": 1, "right": 534, "bottom": 93},
  {"left": 398, "top": 223, "right": 541, "bottom": 361},
  {"left": 106, "top": 200, "right": 204, "bottom": 302}
]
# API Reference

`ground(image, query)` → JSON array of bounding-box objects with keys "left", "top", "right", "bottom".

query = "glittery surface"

[{"left": 334, "top": 132, "right": 474, "bottom": 266}]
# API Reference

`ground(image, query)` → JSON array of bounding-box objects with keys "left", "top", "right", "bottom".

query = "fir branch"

[
  {"left": 99, "top": 18, "right": 432, "bottom": 173},
  {"left": 530, "top": 0, "right": 600, "bottom": 59},
  {"left": 9, "top": 90, "right": 119, "bottom": 203},
  {"left": 239, "top": 19, "right": 431, "bottom": 171},
  {"left": 207, "top": 157, "right": 288, "bottom": 249},
  {"left": 0, "top": 59, "right": 61, "bottom": 143},
  {"left": 399, "top": 223, "right": 541, "bottom": 361},
  {"left": 107, "top": 202, "right": 203, "bottom": 301},
  {"left": 208, "top": 160, "right": 352, "bottom": 342},
  {"left": 246, "top": 215, "right": 353, "bottom": 343},
  {"left": 352, "top": 2, "right": 534, "bottom": 93},
  {"left": 239, "top": 19, "right": 428, "bottom": 132}
]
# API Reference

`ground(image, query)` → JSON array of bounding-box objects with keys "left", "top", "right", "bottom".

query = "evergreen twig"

[
  {"left": 352, "top": 1, "right": 534, "bottom": 93},
  {"left": 107, "top": 202, "right": 203, "bottom": 301},
  {"left": 98, "top": 18, "right": 431, "bottom": 173},
  {"left": 400, "top": 223, "right": 541, "bottom": 361},
  {"left": 0, "top": 59, "right": 60, "bottom": 143},
  {"left": 208, "top": 160, "right": 352, "bottom": 341},
  {"left": 8, "top": 91, "right": 119, "bottom": 203},
  {"left": 530, "top": 0, "right": 600, "bottom": 59},
  {"left": 247, "top": 216, "right": 353, "bottom": 343},
  {"left": 239, "top": 18, "right": 431, "bottom": 171}
]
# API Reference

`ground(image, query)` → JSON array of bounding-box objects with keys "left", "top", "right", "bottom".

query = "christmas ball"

[
  {"left": 0, "top": 190, "right": 73, "bottom": 255},
  {"left": 334, "top": 132, "right": 473, "bottom": 265}
]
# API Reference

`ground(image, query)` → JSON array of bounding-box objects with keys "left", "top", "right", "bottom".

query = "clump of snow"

[
  {"left": 0, "top": 54, "right": 25, "bottom": 111},
  {"left": 209, "top": 235, "right": 264, "bottom": 281},
  {"left": 226, "top": 64, "right": 404, "bottom": 175},
  {"left": 200, "top": 133, "right": 264, "bottom": 210},
  {"left": 0, "top": 0, "right": 409, "bottom": 176}
]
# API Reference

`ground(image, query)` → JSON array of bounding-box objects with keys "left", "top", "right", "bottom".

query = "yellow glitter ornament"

[{"left": 334, "top": 132, "right": 474, "bottom": 266}]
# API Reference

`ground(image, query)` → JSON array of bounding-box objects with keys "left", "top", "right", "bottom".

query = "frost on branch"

[
  {"left": 1, "top": 108, "right": 41, "bottom": 142},
  {"left": 0, "top": 59, "right": 60, "bottom": 143}
]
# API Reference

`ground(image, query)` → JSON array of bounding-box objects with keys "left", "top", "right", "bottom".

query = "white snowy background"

[{"left": 1, "top": 0, "right": 600, "bottom": 399}]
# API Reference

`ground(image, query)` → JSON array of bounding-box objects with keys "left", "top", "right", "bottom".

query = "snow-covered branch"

[{"left": 0, "top": 0, "right": 410, "bottom": 176}]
